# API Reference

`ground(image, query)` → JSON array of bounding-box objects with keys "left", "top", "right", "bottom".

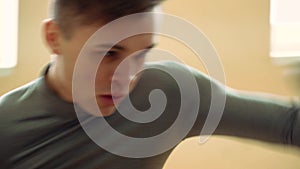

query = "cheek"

[
  {"left": 95, "top": 66, "right": 112, "bottom": 87},
  {"left": 136, "top": 58, "right": 145, "bottom": 70},
  {"left": 61, "top": 48, "right": 82, "bottom": 78}
]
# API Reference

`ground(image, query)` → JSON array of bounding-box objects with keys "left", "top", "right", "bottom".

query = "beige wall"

[
  {"left": 0, "top": 0, "right": 299, "bottom": 168},
  {"left": 160, "top": 0, "right": 292, "bottom": 95},
  {"left": 0, "top": 0, "right": 49, "bottom": 94}
]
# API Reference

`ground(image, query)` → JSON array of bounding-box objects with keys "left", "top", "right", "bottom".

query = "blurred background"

[{"left": 0, "top": 0, "right": 299, "bottom": 168}]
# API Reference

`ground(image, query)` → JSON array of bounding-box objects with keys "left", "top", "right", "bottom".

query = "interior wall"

[
  {"left": 160, "top": 0, "right": 292, "bottom": 95},
  {"left": 0, "top": 0, "right": 299, "bottom": 168},
  {"left": 0, "top": 0, "right": 49, "bottom": 95}
]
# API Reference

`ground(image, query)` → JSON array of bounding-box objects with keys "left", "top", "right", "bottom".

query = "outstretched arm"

[{"left": 183, "top": 61, "right": 300, "bottom": 147}]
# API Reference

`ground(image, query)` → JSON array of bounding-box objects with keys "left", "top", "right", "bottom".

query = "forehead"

[
  {"left": 83, "top": 13, "right": 160, "bottom": 49},
  {"left": 107, "top": 34, "right": 156, "bottom": 53}
]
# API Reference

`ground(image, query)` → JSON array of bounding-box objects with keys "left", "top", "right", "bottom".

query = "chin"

[{"left": 99, "top": 107, "right": 116, "bottom": 117}]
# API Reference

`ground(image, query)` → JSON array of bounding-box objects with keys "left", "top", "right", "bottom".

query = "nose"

[{"left": 112, "top": 56, "right": 141, "bottom": 90}]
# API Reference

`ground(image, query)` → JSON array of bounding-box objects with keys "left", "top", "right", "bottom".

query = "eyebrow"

[{"left": 99, "top": 43, "right": 157, "bottom": 51}]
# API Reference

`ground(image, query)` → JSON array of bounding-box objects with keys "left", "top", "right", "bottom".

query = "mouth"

[{"left": 98, "top": 94, "right": 125, "bottom": 106}]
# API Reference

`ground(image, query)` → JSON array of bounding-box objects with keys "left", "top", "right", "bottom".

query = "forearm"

[{"left": 214, "top": 90, "right": 300, "bottom": 147}]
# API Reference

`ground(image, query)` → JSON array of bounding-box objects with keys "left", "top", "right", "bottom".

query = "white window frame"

[
  {"left": 0, "top": 0, "right": 19, "bottom": 75},
  {"left": 270, "top": 0, "right": 300, "bottom": 65}
]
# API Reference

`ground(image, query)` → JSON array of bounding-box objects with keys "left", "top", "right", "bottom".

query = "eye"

[{"left": 104, "top": 51, "right": 118, "bottom": 57}]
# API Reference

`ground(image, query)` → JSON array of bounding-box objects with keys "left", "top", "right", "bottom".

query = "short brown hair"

[{"left": 50, "top": 0, "right": 165, "bottom": 39}]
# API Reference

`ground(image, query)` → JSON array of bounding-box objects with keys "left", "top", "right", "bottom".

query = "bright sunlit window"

[
  {"left": 0, "top": 0, "right": 19, "bottom": 69},
  {"left": 270, "top": 0, "right": 300, "bottom": 60}
]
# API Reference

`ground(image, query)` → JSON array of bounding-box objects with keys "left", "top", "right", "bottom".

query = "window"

[
  {"left": 270, "top": 0, "right": 300, "bottom": 62},
  {"left": 0, "top": 0, "right": 19, "bottom": 69}
]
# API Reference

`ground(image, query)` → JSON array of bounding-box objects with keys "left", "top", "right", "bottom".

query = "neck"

[{"left": 45, "top": 62, "right": 73, "bottom": 103}]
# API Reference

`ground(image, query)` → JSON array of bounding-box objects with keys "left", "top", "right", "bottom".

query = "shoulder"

[
  {"left": 144, "top": 61, "right": 210, "bottom": 77},
  {"left": 144, "top": 61, "right": 191, "bottom": 71},
  {"left": 143, "top": 61, "right": 213, "bottom": 85},
  {"left": 0, "top": 78, "right": 45, "bottom": 161},
  {"left": 141, "top": 61, "right": 225, "bottom": 100},
  {"left": 136, "top": 61, "right": 217, "bottom": 97},
  {"left": 0, "top": 78, "right": 43, "bottom": 112},
  {"left": 0, "top": 77, "right": 49, "bottom": 139}
]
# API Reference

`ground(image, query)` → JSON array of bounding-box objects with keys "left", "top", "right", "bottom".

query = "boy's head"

[
  {"left": 50, "top": 0, "right": 165, "bottom": 39},
  {"left": 44, "top": 0, "right": 164, "bottom": 116}
]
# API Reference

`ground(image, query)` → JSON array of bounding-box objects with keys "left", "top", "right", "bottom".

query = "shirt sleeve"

[{"left": 183, "top": 62, "right": 300, "bottom": 147}]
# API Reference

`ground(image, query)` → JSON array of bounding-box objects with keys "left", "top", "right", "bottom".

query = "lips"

[{"left": 98, "top": 94, "right": 125, "bottom": 106}]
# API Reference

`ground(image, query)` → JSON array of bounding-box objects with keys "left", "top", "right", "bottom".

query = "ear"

[{"left": 42, "top": 19, "right": 62, "bottom": 55}]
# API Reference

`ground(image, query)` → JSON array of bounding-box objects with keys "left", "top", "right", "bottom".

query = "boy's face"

[{"left": 51, "top": 16, "right": 156, "bottom": 116}]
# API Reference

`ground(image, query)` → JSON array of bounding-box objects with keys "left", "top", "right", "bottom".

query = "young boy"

[{"left": 0, "top": 0, "right": 299, "bottom": 168}]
